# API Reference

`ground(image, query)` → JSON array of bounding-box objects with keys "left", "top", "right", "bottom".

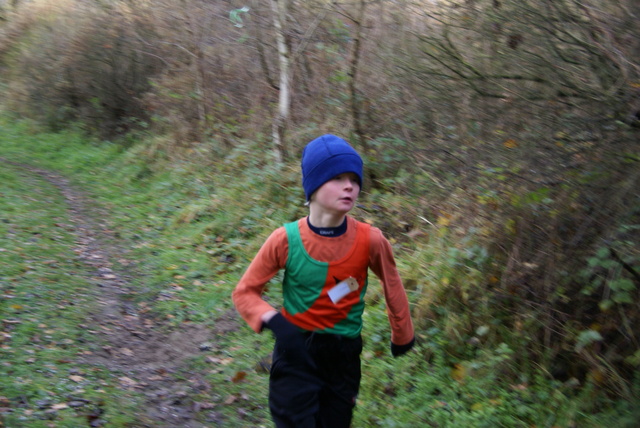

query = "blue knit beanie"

[{"left": 301, "top": 134, "right": 363, "bottom": 201}]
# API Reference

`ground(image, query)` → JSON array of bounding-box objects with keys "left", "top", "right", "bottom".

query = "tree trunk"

[
  {"left": 269, "top": 0, "right": 290, "bottom": 163},
  {"left": 348, "top": 0, "right": 368, "bottom": 153}
]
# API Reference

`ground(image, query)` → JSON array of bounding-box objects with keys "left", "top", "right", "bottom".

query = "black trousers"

[{"left": 269, "top": 332, "right": 363, "bottom": 428}]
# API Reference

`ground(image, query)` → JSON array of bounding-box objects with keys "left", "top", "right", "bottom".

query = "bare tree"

[
  {"left": 269, "top": 0, "right": 290, "bottom": 162},
  {"left": 338, "top": 0, "right": 368, "bottom": 151},
  {"left": 264, "top": 0, "right": 335, "bottom": 161},
  {"left": 406, "top": 0, "right": 639, "bottom": 118}
]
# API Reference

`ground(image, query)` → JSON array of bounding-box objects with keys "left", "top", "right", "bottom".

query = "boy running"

[{"left": 232, "top": 134, "right": 415, "bottom": 427}]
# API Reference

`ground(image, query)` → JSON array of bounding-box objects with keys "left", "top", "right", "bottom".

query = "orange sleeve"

[
  {"left": 368, "top": 227, "right": 415, "bottom": 346},
  {"left": 231, "top": 227, "right": 289, "bottom": 333}
]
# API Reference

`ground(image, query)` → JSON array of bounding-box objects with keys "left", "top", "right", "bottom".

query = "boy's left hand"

[{"left": 391, "top": 337, "right": 415, "bottom": 357}]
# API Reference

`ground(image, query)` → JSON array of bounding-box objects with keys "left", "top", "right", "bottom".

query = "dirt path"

[{"left": 3, "top": 160, "right": 239, "bottom": 427}]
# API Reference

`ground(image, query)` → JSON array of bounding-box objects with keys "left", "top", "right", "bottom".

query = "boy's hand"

[
  {"left": 391, "top": 337, "right": 415, "bottom": 357},
  {"left": 265, "top": 313, "right": 311, "bottom": 363}
]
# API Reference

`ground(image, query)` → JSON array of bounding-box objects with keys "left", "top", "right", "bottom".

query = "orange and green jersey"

[
  {"left": 232, "top": 216, "right": 414, "bottom": 346},
  {"left": 280, "top": 219, "right": 370, "bottom": 337}
]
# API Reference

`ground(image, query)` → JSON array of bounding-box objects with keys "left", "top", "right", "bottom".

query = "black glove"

[
  {"left": 265, "top": 313, "right": 310, "bottom": 363},
  {"left": 391, "top": 337, "right": 415, "bottom": 357}
]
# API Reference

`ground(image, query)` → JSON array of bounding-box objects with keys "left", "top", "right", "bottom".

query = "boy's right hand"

[
  {"left": 391, "top": 336, "right": 415, "bottom": 357},
  {"left": 265, "top": 313, "right": 311, "bottom": 363}
]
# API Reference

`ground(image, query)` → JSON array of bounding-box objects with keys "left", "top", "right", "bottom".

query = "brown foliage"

[{"left": 2, "top": 1, "right": 165, "bottom": 136}]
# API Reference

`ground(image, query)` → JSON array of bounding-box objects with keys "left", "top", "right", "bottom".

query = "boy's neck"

[
  {"left": 307, "top": 216, "right": 347, "bottom": 237},
  {"left": 308, "top": 207, "right": 347, "bottom": 228}
]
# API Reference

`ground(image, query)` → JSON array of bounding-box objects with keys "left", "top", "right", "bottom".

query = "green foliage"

[
  {"left": 357, "top": 328, "right": 636, "bottom": 427},
  {"left": 581, "top": 230, "right": 640, "bottom": 310}
]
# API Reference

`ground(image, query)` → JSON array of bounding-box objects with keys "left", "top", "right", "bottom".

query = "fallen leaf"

[
  {"left": 510, "top": 383, "right": 528, "bottom": 391},
  {"left": 119, "top": 376, "right": 137, "bottom": 387},
  {"left": 450, "top": 363, "right": 466, "bottom": 382},
  {"left": 436, "top": 215, "right": 451, "bottom": 227},
  {"left": 503, "top": 138, "right": 518, "bottom": 148},
  {"left": 69, "top": 375, "right": 85, "bottom": 382},
  {"left": 231, "top": 371, "right": 247, "bottom": 383},
  {"left": 51, "top": 403, "right": 69, "bottom": 410}
]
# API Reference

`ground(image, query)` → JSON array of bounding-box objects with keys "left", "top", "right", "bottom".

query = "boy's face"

[{"left": 310, "top": 172, "right": 360, "bottom": 215}]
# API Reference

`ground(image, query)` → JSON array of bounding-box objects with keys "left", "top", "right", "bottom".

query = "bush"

[{"left": 2, "top": 1, "right": 164, "bottom": 137}]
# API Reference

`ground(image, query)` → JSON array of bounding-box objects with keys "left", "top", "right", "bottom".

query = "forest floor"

[{"left": 0, "top": 159, "right": 251, "bottom": 427}]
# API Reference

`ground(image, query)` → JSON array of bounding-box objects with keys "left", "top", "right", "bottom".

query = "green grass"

[
  {"left": 0, "top": 163, "right": 141, "bottom": 427},
  {"left": 1, "top": 114, "right": 638, "bottom": 427}
]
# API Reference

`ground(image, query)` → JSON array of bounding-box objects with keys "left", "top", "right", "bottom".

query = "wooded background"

[{"left": 1, "top": 0, "right": 639, "bottom": 402}]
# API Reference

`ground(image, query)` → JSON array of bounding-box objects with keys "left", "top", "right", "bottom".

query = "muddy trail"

[{"left": 3, "top": 160, "right": 242, "bottom": 427}]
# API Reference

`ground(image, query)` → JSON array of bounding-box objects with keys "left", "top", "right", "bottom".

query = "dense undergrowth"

[{"left": 2, "top": 114, "right": 639, "bottom": 426}]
